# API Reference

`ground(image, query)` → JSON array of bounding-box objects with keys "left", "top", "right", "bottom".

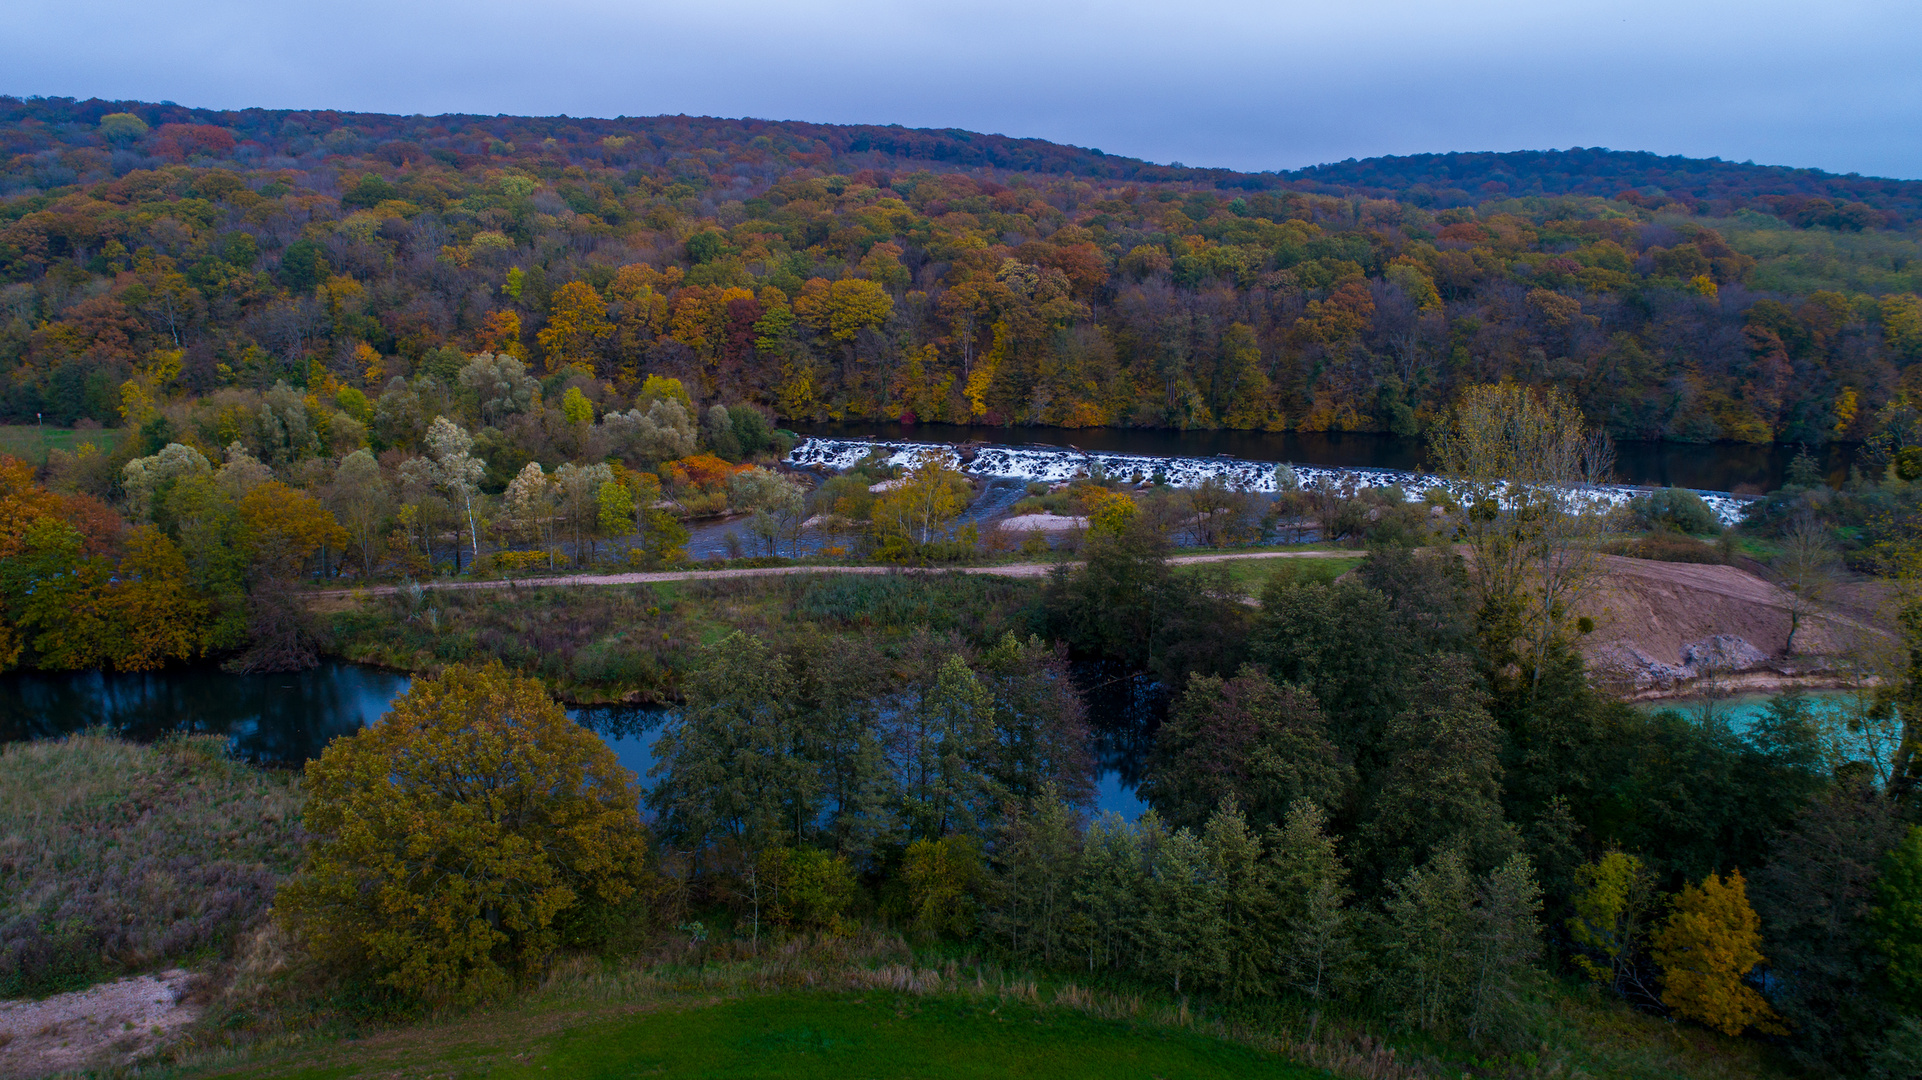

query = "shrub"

[
  {"left": 1606, "top": 533, "right": 1728, "bottom": 564},
  {"left": 1632, "top": 487, "right": 1722, "bottom": 535},
  {"left": 494, "top": 550, "right": 554, "bottom": 574},
  {"left": 276, "top": 663, "right": 651, "bottom": 1004}
]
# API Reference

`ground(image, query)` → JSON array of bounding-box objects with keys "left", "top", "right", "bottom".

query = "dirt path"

[
  {"left": 314, "top": 549, "right": 1361, "bottom": 598},
  {"left": 0, "top": 969, "right": 197, "bottom": 1078}
]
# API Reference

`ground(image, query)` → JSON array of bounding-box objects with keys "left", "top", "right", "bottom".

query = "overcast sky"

[{"left": 5, "top": 0, "right": 1918, "bottom": 179}]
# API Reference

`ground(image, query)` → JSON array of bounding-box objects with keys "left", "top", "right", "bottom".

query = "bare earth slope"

[{"left": 1580, "top": 555, "right": 1892, "bottom": 695}]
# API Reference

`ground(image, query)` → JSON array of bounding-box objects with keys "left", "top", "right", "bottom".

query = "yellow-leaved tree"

[
  {"left": 276, "top": 663, "right": 650, "bottom": 1003},
  {"left": 871, "top": 459, "right": 972, "bottom": 553},
  {"left": 1650, "top": 869, "right": 1786, "bottom": 1036}
]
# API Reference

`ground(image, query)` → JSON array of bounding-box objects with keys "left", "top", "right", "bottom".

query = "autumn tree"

[
  {"left": 107, "top": 526, "right": 210, "bottom": 670},
  {"left": 1651, "top": 870, "right": 1785, "bottom": 1036},
  {"left": 870, "top": 459, "right": 971, "bottom": 554},
  {"left": 1566, "top": 850, "right": 1660, "bottom": 1002},
  {"left": 276, "top": 663, "right": 649, "bottom": 1003},
  {"left": 537, "top": 280, "right": 612, "bottom": 374}
]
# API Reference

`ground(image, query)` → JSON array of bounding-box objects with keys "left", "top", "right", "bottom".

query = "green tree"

[
  {"left": 1753, "top": 777, "right": 1903, "bottom": 1074},
  {"left": 648, "top": 633, "right": 816, "bottom": 858},
  {"left": 1359, "top": 655, "right": 1509, "bottom": 885},
  {"left": 981, "top": 787, "right": 1083, "bottom": 966},
  {"left": 1875, "top": 825, "right": 1922, "bottom": 1014},
  {"left": 899, "top": 654, "right": 997, "bottom": 840},
  {"left": 1379, "top": 848, "right": 1475, "bottom": 1031},
  {"left": 1143, "top": 824, "right": 1224, "bottom": 994},
  {"left": 1201, "top": 800, "right": 1274, "bottom": 999},
  {"left": 276, "top": 663, "right": 649, "bottom": 1004},
  {"left": 1143, "top": 665, "right": 1349, "bottom": 832},
  {"left": 327, "top": 449, "right": 391, "bottom": 578},
  {"left": 1466, "top": 853, "right": 1543, "bottom": 1040},
  {"left": 1266, "top": 799, "right": 1353, "bottom": 1001}
]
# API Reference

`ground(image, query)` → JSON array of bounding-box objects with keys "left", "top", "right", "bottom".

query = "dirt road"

[{"left": 315, "top": 549, "right": 1360, "bottom": 598}]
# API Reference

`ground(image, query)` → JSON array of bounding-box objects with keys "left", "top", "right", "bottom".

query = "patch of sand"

[
  {"left": 0, "top": 970, "right": 198, "bottom": 1078},
  {"left": 994, "top": 513, "right": 1088, "bottom": 532}
]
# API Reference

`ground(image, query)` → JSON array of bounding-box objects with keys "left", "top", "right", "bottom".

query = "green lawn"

[
  {"left": 0, "top": 423, "right": 127, "bottom": 465},
  {"left": 193, "top": 992, "right": 1321, "bottom": 1079}
]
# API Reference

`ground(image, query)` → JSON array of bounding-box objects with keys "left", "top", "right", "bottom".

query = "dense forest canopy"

[{"left": 3, "top": 94, "right": 1920, "bottom": 451}]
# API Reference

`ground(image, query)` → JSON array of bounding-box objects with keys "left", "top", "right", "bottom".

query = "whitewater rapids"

[{"left": 786, "top": 437, "right": 1756, "bottom": 527}]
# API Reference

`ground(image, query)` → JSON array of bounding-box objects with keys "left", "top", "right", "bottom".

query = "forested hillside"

[{"left": 3, "top": 95, "right": 1921, "bottom": 449}]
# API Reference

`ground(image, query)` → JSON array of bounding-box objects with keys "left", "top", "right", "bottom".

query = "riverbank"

[{"left": 310, "top": 546, "right": 1888, "bottom": 709}]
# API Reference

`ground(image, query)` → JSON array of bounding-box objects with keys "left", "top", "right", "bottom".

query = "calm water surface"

[{"left": 0, "top": 661, "right": 1148, "bottom": 818}]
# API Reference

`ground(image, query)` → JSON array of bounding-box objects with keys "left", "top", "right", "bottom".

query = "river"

[
  {"left": 791, "top": 422, "right": 1855, "bottom": 494},
  {"left": 0, "top": 662, "right": 1150, "bottom": 818}
]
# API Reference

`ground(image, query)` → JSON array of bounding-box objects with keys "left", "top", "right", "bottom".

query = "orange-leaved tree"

[
  {"left": 276, "top": 663, "right": 651, "bottom": 1003},
  {"left": 1650, "top": 869, "right": 1786, "bottom": 1035}
]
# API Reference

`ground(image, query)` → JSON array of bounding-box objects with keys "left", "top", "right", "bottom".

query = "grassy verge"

[
  {"left": 323, "top": 572, "right": 1042, "bottom": 702},
  {"left": 0, "top": 734, "right": 303, "bottom": 997}
]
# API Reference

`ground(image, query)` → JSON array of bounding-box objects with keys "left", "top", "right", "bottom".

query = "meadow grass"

[
  {"left": 180, "top": 991, "right": 1321, "bottom": 1080},
  {"left": 0, "top": 423, "right": 127, "bottom": 465},
  {"left": 1184, "top": 556, "right": 1365, "bottom": 595},
  {"left": 0, "top": 734, "right": 303, "bottom": 997}
]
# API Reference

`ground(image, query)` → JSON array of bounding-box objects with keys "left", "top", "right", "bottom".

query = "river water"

[
  {"left": 792, "top": 422, "right": 1853, "bottom": 495},
  {"left": 0, "top": 662, "right": 1149, "bottom": 818}
]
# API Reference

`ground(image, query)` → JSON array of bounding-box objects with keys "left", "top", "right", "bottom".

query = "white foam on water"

[{"left": 786, "top": 437, "right": 1756, "bottom": 527}]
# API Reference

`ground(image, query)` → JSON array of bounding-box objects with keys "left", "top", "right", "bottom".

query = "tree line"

[{"left": 1, "top": 99, "right": 1919, "bottom": 460}]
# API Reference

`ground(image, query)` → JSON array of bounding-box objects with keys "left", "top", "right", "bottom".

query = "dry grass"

[{"left": 0, "top": 735, "right": 303, "bottom": 998}]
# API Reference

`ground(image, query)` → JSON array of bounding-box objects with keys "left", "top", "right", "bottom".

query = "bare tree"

[{"left": 1774, "top": 509, "right": 1839, "bottom": 656}]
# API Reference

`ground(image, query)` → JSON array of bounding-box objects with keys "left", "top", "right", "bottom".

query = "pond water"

[
  {"left": 1635, "top": 690, "right": 1888, "bottom": 769},
  {"left": 793, "top": 422, "right": 1856, "bottom": 494},
  {"left": 0, "top": 661, "right": 1149, "bottom": 819}
]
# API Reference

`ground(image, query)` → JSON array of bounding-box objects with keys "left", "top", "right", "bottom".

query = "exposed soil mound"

[{"left": 1580, "top": 555, "right": 1891, "bottom": 695}]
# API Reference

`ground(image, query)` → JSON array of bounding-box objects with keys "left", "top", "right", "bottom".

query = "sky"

[{"left": 5, "top": 0, "right": 1920, "bottom": 179}]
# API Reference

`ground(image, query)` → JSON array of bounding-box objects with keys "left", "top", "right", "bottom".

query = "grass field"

[
  {"left": 1183, "top": 555, "right": 1366, "bottom": 595},
  {"left": 185, "top": 992, "right": 1321, "bottom": 1079},
  {"left": 0, "top": 423, "right": 127, "bottom": 465}
]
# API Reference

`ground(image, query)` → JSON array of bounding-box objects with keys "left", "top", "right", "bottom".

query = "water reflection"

[{"left": 0, "top": 662, "right": 1148, "bottom": 818}]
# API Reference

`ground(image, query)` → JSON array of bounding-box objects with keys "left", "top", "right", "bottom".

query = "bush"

[
  {"left": 1632, "top": 488, "right": 1722, "bottom": 535},
  {"left": 1607, "top": 533, "right": 1729, "bottom": 564},
  {"left": 276, "top": 663, "right": 651, "bottom": 1004}
]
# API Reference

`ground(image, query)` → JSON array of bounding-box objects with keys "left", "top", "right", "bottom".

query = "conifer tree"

[
  {"left": 1202, "top": 799, "right": 1276, "bottom": 999},
  {"left": 1144, "top": 825, "right": 1225, "bottom": 994},
  {"left": 1267, "top": 799, "right": 1354, "bottom": 1001}
]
